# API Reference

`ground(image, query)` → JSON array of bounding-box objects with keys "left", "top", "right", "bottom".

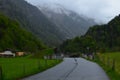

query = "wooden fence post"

[
  {"left": 45, "top": 59, "right": 47, "bottom": 67},
  {"left": 107, "top": 57, "right": 110, "bottom": 67},
  {"left": 38, "top": 60, "right": 41, "bottom": 70},
  {"left": 102, "top": 56, "right": 105, "bottom": 64},
  {"left": 93, "top": 54, "right": 95, "bottom": 60},
  {"left": 0, "top": 66, "right": 3, "bottom": 80},
  {"left": 23, "top": 64, "right": 26, "bottom": 75},
  {"left": 97, "top": 55, "right": 100, "bottom": 61},
  {"left": 112, "top": 59, "right": 115, "bottom": 71}
]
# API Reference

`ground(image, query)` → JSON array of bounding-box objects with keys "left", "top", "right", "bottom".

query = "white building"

[{"left": 0, "top": 51, "right": 15, "bottom": 57}]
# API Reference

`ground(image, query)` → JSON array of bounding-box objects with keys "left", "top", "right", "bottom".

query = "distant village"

[
  {"left": 0, "top": 49, "right": 25, "bottom": 57},
  {"left": 0, "top": 48, "right": 64, "bottom": 59}
]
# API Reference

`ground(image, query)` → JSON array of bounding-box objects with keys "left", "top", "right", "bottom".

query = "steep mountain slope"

[
  {"left": 0, "top": 14, "right": 45, "bottom": 52},
  {"left": 86, "top": 15, "right": 120, "bottom": 51},
  {"left": 0, "top": 0, "right": 66, "bottom": 46},
  {"left": 37, "top": 4, "right": 96, "bottom": 38},
  {"left": 60, "top": 14, "right": 120, "bottom": 53}
]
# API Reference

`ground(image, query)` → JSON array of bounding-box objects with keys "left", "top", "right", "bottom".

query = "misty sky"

[{"left": 26, "top": 0, "right": 120, "bottom": 23}]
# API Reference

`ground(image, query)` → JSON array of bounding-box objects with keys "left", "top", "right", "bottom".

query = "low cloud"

[{"left": 26, "top": 0, "right": 120, "bottom": 23}]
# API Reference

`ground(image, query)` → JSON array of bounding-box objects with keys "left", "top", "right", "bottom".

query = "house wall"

[{"left": 16, "top": 52, "right": 24, "bottom": 56}]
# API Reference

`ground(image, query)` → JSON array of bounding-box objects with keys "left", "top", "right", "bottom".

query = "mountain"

[
  {"left": 85, "top": 15, "right": 120, "bottom": 51},
  {"left": 60, "top": 14, "right": 120, "bottom": 53},
  {"left": 37, "top": 4, "right": 96, "bottom": 38},
  {"left": 0, "top": 0, "right": 66, "bottom": 46},
  {"left": 0, "top": 13, "right": 45, "bottom": 52}
]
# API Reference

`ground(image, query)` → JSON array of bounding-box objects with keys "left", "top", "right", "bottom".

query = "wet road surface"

[{"left": 23, "top": 58, "right": 109, "bottom": 80}]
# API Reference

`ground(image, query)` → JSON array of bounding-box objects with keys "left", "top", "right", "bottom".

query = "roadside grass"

[
  {"left": 0, "top": 56, "right": 61, "bottom": 80},
  {"left": 94, "top": 52, "right": 120, "bottom": 80}
]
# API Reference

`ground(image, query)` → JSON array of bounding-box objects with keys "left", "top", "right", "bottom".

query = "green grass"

[
  {"left": 95, "top": 52, "right": 120, "bottom": 80},
  {"left": 0, "top": 56, "right": 61, "bottom": 80}
]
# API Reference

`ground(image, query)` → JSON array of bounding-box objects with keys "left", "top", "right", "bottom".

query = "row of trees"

[{"left": 60, "top": 36, "right": 96, "bottom": 55}]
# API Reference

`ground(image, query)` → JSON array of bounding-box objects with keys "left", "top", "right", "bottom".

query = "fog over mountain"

[
  {"left": 37, "top": 4, "right": 96, "bottom": 37},
  {"left": 26, "top": 0, "right": 120, "bottom": 23}
]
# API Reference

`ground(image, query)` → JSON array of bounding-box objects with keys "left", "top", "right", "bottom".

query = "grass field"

[
  {"left": 0, "top": 56, "right": 61, "bottom": 80},
  {"left": 97, "top": 52, "right": 120, "bottom": 80}
]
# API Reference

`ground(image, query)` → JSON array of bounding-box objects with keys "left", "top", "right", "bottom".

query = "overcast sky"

[{"left": 26, "top": 0, "right": 120, "bottom": 23}]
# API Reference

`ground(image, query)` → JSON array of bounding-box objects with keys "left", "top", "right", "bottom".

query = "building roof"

[{"left": 0, "top": 51, "right": 14, "bottom": 55}]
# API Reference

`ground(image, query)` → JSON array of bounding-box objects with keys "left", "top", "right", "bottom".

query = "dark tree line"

[{"left": 60, "top": 36, "right": 96, "bottom": 55}]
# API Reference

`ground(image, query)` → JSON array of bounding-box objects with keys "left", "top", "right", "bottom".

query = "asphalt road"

[{"left": 23, "top": 58, "right": 109, "bottom": 80}]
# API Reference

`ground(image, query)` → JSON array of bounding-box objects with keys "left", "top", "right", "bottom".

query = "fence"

[
  {"left": 0, "top": 59, "right": 61, "bottom": 80},
  {"left": 97, "top": 56, "right": 116, "bottom": 70},
  {"left": 93, "top": 54, "right": 120, "bottom": 75},
  {"left": 82, "top": 54, "right": 119, "bottom": 73},
  {"left": 0, "top": 66, "right": 3, "bottom": 80}
]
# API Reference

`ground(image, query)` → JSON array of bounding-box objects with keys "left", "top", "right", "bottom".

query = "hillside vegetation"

[
  {"left": 0, "top": 14, "right": 46, "bottom": 52},
  {"left": 60, "top": 36, "right": 96, "bottom": 54},
  {"left": 86, "top": 15, "right": 120, "bottom": 52},
  {"left": 0, "top": 0, "right": 66, "bottom": 46},
  {"left": 60, "top": 15, "right": 120, "bottom": 53}
]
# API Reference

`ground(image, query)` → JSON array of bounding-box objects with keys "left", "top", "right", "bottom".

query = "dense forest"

[
  {"left": 60, "top": 36, "right": 96, "bottom": 55},
  {"left": 60, "top": 15, "right": 120, "bottom": 54},
  {"left": 86, "top": 15, "right": 120, "bottom": 52},
  {"left": 0, "top": 14, "right": 46, "bottom": 52}
]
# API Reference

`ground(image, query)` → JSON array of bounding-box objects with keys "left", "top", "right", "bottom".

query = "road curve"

[{"left": 23, "top": 58, "right": 109, "bottom": 80}]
